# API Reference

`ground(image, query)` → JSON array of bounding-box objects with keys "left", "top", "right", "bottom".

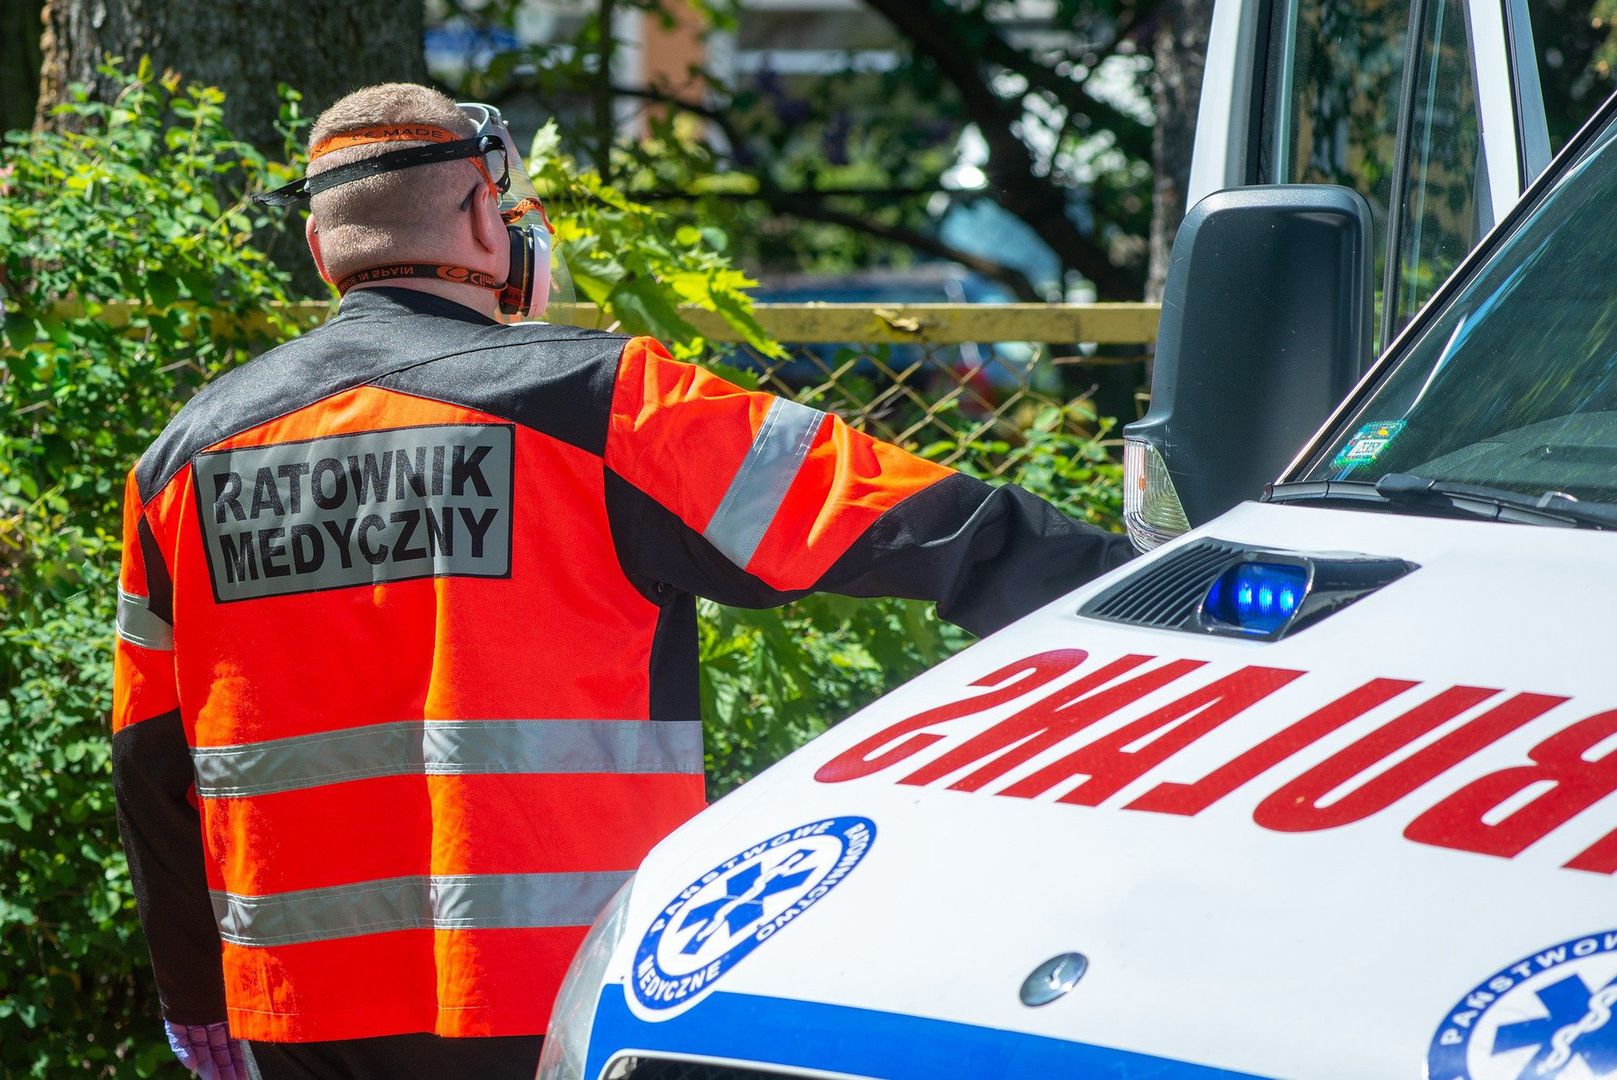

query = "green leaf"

[
  {"left": 607, "top": 277, "right": 703, "bottom": 344},
  {"left": 705, "top": 361, "right": 760, "bottom": 391},
  {"left": 528, "top": 120, "right": 562, "bottom": 163},
  {"left": 709, "top": 290, "right": 784, "bottom": 359},
  {"left": 699, "top": 226, "right": 728, "bottom": 253},
  {"left": 145, "top": 272, "right": 178, "bottom": 308},
  {"left": 565, "top": 263, "right": 622, "bottom": 307}
]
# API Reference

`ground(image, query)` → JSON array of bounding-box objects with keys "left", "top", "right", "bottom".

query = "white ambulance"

[{"left": 538, "top": 2, "right": 1617, "bottom": 1077}]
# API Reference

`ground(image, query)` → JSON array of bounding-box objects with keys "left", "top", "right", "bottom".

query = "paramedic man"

[{"left": 111, "top": 83, "right": 1134, "bottom": 1080}]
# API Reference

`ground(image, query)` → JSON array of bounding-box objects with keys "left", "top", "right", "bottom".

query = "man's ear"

[
  {"left": 468, "top": 187, "right": 508, "bottom": 266},
  {"left": 305, "top": 214, "right": 334, "bottom": 286}
]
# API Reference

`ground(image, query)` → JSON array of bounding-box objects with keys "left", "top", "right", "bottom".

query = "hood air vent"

[
  {"left": 1080, "top": 539, "right": 1245, "bottom": 630},
  {"left": 1079, "top": 539, "right": 1414, "bottom": 640}
]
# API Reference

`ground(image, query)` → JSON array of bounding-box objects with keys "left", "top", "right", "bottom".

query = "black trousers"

[{"left": 244, "top": 1033, "right": 544, "bottom": 1080}]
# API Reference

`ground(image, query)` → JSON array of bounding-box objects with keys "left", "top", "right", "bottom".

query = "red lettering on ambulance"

[
  {"left": 1404, "top": 708, "right": 1617, "bottom": 869},
  {"left": 813, "top": 650, "right": 1087, "bottom": 783},
  {"left": 1253, "top": 689, "right": 1566, "bottom": 832},
  {"left": 997, "top": 666, "right": 1305, "bottom": 804},
  {"left": 1568, "top": 827, "right": 1617, "bottom": 875},
  {"left": 1127, "top": 678, "right": 1417, "bottom": 816},
  {"left": 898, "top": 655, "right": 1192, "bottom": 790}
]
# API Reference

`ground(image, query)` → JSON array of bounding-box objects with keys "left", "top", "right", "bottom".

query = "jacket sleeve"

[
  {"left": 602, "top": 337, "right": 1134, "bottom": 636},
  {"left": 111, "top": 468, "right": 227, "bottom": 1024}
]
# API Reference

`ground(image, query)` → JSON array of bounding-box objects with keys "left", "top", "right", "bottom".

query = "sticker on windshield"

[
  {"left": 631, "top": 816, "right": 875, "bottom": 1014},
  {"left": 1331, "top": 420, "right": 1406, "bottom": 472},
  {"left": 1428, "top": 928, "right": 1617, "bottom": 1080}
]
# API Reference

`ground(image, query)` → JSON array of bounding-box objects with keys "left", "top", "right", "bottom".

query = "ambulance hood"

[{"left": 589, "top": 501, "right": 1617, "bottom": 1080}]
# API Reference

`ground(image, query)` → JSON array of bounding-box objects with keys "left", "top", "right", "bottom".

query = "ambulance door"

[{"left": 1187, "top": 0, "right": 1550, "bottom": 354}]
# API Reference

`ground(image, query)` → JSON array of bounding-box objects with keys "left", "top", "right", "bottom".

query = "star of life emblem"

[
  {"left": 1429, "top": 930, "right": 1617, "bottom": 1080},
  {"left": 631, "top": 816, "right": 876, "bottom": 1013}
]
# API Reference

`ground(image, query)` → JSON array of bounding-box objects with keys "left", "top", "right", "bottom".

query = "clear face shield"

[{"left": 458, "top": 102, "right": 574, "bottom": 323}]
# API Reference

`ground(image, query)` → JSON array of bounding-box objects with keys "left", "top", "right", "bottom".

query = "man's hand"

[{"left": 164, "top": 1020, "right": 247, "bottom": 1079}]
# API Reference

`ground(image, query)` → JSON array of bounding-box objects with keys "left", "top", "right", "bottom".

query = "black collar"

[{"left": 336, "top": 286, "right": 497, "bottom": 327}]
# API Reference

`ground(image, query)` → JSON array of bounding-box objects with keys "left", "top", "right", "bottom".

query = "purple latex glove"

[{"left": 164, "top": 1020, "right": 247, "bottom": 1079}]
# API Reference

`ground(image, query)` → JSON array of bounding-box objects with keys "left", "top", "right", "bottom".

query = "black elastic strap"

[{"left": 255, "top": 136, "right": 498, "bottom": 206}]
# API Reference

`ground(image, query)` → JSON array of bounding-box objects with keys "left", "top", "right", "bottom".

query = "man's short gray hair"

[{"left": 306, "top": 84, "right": 482, "bottom": 282}]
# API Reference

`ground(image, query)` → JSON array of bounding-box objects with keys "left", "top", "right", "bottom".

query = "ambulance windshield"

[{"left": 1296, "top": 104, "right": 1617, "bottom": 506}]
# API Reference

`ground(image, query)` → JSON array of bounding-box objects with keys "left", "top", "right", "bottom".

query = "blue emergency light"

[{"left": 1202, "top": 561, "right": 1310, "bottom": 637}]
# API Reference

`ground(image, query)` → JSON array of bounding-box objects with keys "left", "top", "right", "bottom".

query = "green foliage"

[
  {"left": 0, "top": 63, "right": 301, "bottom": 1077},
  {"left": 701, "top": 594, "right": 966, "bottom": 796},
  {"left": 0, "top": 558, "right": 177, "bottom": 1079},
  {"left": 526, "top": 123, "right": 780, "bottom": 360},
  {"left": 1, "top": 60, "right": 302, "bottom": 542},
  {"left": 936, "top": 402, "right": 1124, "bottom": 529}
]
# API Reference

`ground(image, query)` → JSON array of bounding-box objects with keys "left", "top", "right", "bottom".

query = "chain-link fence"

[
  {"left": 713, "top": 338, "right": 1129, "bottom": 472},
  {"left": 695, "top": 303, "right": 1159, "bottom": 474}
]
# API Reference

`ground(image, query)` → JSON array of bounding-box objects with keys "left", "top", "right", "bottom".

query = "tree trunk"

[
  {"left": 35, "top": 0, "right": 426, "bottom": 149},
  {"left": 2, "top": 0, "right": 45, "bottom": 133},
  {"left": 1147, "top": 0, "right": 1212, "bottom": 302}
]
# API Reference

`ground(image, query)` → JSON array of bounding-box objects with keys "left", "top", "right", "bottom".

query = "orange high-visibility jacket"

[{"left": 112, "top": 287, "right": 1131, "bottom": 1043}]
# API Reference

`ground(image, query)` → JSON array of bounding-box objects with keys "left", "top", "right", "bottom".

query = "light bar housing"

[{"left": 1194, "top": 550, "right": 1417, "bottom": 642}]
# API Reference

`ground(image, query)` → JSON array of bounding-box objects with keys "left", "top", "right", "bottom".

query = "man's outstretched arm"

[{"left": 603, "top": 337, "right": 1133, "bottom": 635}]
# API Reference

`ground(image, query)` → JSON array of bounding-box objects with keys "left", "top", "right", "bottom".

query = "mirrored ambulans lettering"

[
  {"left": 814, "top": 652, "right": 1302, "bottom": 796},
  {"left": 1408, "top": 709, "right": 1617, "bottom": 872},
  {"left": 815, "top": 651, "right": 1617, "bottom": 874},
  {"left": 193, "top": 424, "right": 514, "bottom": 601}
]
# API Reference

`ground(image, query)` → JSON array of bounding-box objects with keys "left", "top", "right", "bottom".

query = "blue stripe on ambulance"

[{"left": 585, "top": 985, "right": 1273, "bottom": 1079}]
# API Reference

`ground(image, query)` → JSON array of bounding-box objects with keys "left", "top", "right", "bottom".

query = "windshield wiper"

[
  {"left": 1374, "top": 473, "right": 1617, "bottom": 529},
  {"left": 1267, "top": 474, "right": 1617, "bottom": 529}
]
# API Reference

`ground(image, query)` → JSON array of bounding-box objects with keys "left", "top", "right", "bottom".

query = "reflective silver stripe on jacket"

[
  {"left": 703, "top": 397, "right": 826, "bottom": 568},
  {"left": 191, "top": 719, "right": 704, "bottom": 799},
  {"left": 116, "top": 588, "right": 174, "bottom": 651},
  {"left": 210, "top": 870, "right": 631, "bottom": 947}
]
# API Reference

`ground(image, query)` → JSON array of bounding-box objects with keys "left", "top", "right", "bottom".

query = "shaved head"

[{"left": 305, "top": 84, "right": 488, "bottom": 283}]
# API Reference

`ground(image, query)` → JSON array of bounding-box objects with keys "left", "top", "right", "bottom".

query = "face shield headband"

[{"left": 253, "top": 113, "right": 555, "bottom": 320}]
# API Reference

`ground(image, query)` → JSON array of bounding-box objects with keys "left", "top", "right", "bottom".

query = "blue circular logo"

[
  {"left": 1429, "top": 929, "right": 1617, "bottom": 1080},
  {"left": 631, "top": 816, "right": 876, "bottom": 1011}
]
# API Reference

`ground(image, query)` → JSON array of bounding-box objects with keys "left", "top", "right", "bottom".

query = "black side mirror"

[{"left": 1124, "top": 185, "right": 1375, "bottom": 540}]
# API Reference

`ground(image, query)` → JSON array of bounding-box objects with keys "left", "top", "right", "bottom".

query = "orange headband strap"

[{"left": 309, "top": 124, "right": 463, "bottom": 161}]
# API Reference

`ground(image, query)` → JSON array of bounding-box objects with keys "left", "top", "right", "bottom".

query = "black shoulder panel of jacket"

[
  {"left": 815, "top": 472, "right": 1136, "bottom": 636},
  {"left": 603, "top": 468, "right": 813, "bottom": 609},
  {"left": 112, "top": 709, "right": 227, "bottom": 1023},
  {"left": 136, "top": 513, "right": 175, "bottom": 625},
  {"left": 605, "top": 468, "right": 806, "bottom": 722},
  {"left": 136, "top": 288, "right": 629, "bottom": 503}
]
